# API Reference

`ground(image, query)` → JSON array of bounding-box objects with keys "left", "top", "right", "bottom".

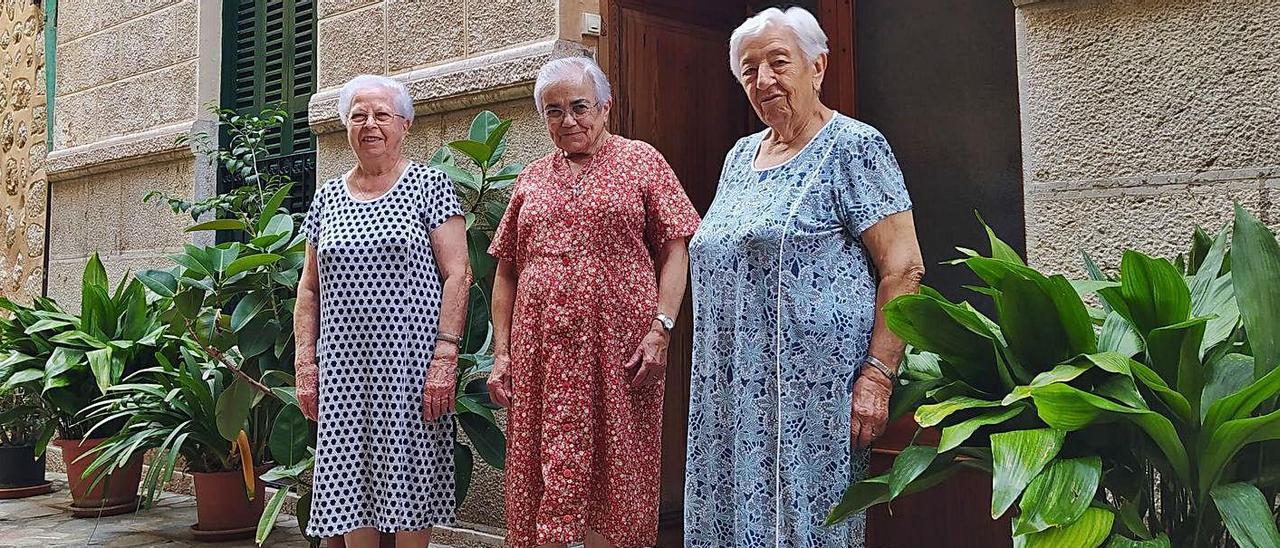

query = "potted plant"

[
  {"left": 828, "top": 205, "right": 1280, "bottom": 548},
  {"left": 0, "top": 255, "right": 166, "bottom": 516},
  {"left": 0, "top": 387, "right": 53, "bottom": 498}
]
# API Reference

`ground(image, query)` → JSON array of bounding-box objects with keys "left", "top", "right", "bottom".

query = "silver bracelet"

[{"left": 864, "top": 355, "right": 899, "bottom": 385}]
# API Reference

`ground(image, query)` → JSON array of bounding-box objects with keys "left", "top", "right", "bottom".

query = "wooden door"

[{"left": 602, "top": 1, "right": 750, "bottom": 545}]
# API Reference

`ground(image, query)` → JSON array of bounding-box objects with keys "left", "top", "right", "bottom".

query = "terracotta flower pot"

[
  {"left": 190, "top": 466, "right": 269, "bottom": 541},
  {"left": 55, "top": 437, "right": 142, "bottom": 517},
  {"left": 0, "top": 443, "right": 53, "bottom": 499}
]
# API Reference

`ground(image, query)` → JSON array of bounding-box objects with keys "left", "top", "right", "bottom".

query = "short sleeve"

[
  {"left": 422, "top": 167, "right": 464, "bottom": 232},
  {"left": 302, "top": 182, "right": 326, "bottom": 245},
  {"left": 837, "top": 129, "right": 912, "bottom": 235},
  {"left": 487, "top": 175, "right": 525, "bottom": 262},
  {"left": 641, "top": 144, "right": 701, "bottom": 249}
]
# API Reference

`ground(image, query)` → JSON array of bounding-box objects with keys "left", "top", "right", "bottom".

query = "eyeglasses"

[
  {"left": 348, "top": 112, "right": 405, "bottom": 126},
  {"left": 543, "top": 101, "right": 598, "bottom": 123}
]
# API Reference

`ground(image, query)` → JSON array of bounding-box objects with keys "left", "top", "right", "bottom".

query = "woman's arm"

[
  {"left": 852, "top": 210, "right": 925, "bottom": 450},
  {"left": 423, "top": 216, "right": 470, "bottom": 421},
  {"left": 487, "top": 258, "right": 517, "bottom": 407},
  {"left": 294, "top": 244, "right": 321, "bottom": 421},
  {"left": 625, "top": 238, "right": 690, "bottom": 386}
]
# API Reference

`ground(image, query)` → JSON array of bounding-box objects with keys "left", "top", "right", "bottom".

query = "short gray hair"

[
  {"left": 533, "top": 57, "right": 613, "bottom": 113},
  {"left": 728, "top": 7, "right": 830, "bottom": 80},
  {"left": 336, "top": 74, "right": 414, "bottom": 126}
]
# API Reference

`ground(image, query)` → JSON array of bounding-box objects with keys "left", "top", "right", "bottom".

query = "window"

[{"left": 219, "top": 0, "right": 317, "bottom": 211}]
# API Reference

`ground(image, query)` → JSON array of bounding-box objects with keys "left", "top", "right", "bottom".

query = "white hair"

[
  {"left": 533, "top": 56, "right": 613, "bottom": 113},
  {"left": 728, "top": 7, "right": 830, "bottom": 79},
  {"left": 336, "top": 74, "right": 414, "bottom": 126}
]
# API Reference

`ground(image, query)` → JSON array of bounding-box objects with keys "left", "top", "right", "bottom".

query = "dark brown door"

[{"left": 603, "top": 1, "right": 751, "bottom": 545}]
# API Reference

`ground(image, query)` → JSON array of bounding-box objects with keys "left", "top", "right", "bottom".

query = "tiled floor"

[{"left": 0, "top": 476, "right": 455, "bottom": 547}]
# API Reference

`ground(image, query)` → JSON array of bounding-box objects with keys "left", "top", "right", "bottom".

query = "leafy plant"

[
  {"left": 0, "top": 254, "right": 167, "bottom": 444},
  {"left": 425, "top": 110, "right": 520, "bottom": 507},
  {"left": 0, "top": 387, "right": 47, "bottom": 447},
  {"left": 828, "top": 206, "right": 1280, "bottom": 548}
]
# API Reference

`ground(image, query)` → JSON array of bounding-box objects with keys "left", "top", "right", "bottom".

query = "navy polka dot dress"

[{"left": 301, "top": 163, "right": 463, "bottom": 537}]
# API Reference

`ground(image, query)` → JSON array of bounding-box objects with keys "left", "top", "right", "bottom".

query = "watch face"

[{"left": 659, "top": 316, "right": 674, "bottom": 330}]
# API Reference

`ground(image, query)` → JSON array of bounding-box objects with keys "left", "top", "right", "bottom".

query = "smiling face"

[
  {"left": 539, "top": 73, "right": 611, "bottom": 155},
  {"left": 345, "top": 86, "right": 410, "bottom": 159},
  {"left": 736, "top": 23, "right": 827, "bottom": 130}
]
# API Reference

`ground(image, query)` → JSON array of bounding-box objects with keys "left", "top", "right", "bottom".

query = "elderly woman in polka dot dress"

[
  {"left": 293, "top": 74, "right": 470, "bottom": 548},
  {"left": 486, "top": 57, "right": 701, "bottom": 547}
]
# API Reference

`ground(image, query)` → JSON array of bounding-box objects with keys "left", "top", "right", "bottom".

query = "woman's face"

[
  {"left": 736, "top": 24, "right": 827, "bottom": 129},
  {"left": 540, "top": 75, "right": 611, "bottom": 155},
  {"left": 346, "top": 87, "right": 410, "bottom": 159}
]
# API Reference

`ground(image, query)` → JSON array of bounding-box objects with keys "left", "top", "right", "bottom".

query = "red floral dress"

[{"left": 489, "top": 135, "right": 700, "bottom": 547}]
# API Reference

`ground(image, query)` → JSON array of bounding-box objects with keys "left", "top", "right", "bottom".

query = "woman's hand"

[
  {"left": 487, "top": 354, "right": 514, "bottom": 408},
  {"left": 851, "top": 368, "right": 893, "bottom": 451},
  {"left": 423, "top": 342, "right": 458, "bottom": 422},
  {"left": 625, "top": 326, "right": 669, "bottom": 387},
  {"left": 296, "top": 360, "right": 319, "bottom": 421}
]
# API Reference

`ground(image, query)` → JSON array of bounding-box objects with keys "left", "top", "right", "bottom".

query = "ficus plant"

[{"left": 828, "top": 205, "right": 1280, "bottom": 548}]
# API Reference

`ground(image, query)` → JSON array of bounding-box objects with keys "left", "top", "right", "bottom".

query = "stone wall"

[
  {"left": 45, "top": 0, "right": 216, "bottom": 308},
  {"left": 1015, "top": 0, "right": 1280, "bottom": 275},
  {"left": 0, "top": 0, "right": 47, "bottom": 303}
]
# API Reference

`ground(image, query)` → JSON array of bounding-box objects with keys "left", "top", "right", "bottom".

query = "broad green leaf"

[
  {"left": 1096, "top": 251, "right": 1191, "bottom": 339},
  {"left": 468, "top": 110, "right": 502, "bottom": 143},
  {"left": 135, "top": 269, "right": 178, "bottom": 298},
  {"left": 483, "top": 120, "right": 513, "bottom": 167},
  {"left": 2, "top": 368, "right": 42, "bottom": 390},
  {"left": 209, "top": 244, "right": 242, "bottom": 273},
  {"left": 437, "top": 163, "right": 480, "bottom": 192},
  {"left": 978, "top": 213, "right": 1026, "bottom": 266},
  {"left": 454, "top": 443, "right": 474, "bottom": 508},
  {"left": 1030, "top": 384, "right": 1190, "bottom": 486},
  {"left": 429, "top": 145, "right": 454, "bottom": 166},
  {"left": 990, "top": 428, "right": 1065, "bottom": 518},
  {"left": 1021, "top": 507, "right": 1113, "bottom": 548},
  {"left": 173, "top": 288, "right": 205, "bottom": 320},
  {"left": 1097, "top": 312, "right": 1143, "bottom": 358},
  {"left": 1146, "top": 318, "right": 1208, "bottom": 417},
  {"left": 1202, "top": 363, "right": 1280, "bottom": 443},
  {"left": 468, "top": 230, "right": 495, "bottom": 281},
  {"left": 488, "top": 163, "right": 523, "bottom": 182},
  {"left": 1189, "top": 226, "right": 1229, "bottom": 306},
  {"left": 887, "top": 445, "right": 937, "bottom": 498},
  {"left": 1201, "top": 353, "right": 1254, "bottom": 422},
  {"left": 186, "top": 218, "right": 248, "bottom": 232},
  {"left": 1096, "top": 354, "right": 1194, "bottom": 425},
  {"left": 215, "top": 376, "right": 254, "bottom": 442},
  {"left": 448, "top": 139, "right": 492, "bottom": 169},
  {"left": 916, "top": 395, "right": 1003, "bottom": 427},
  {"left": 255, "top": 485, "right": 292, "bottom": 546},
  {"left": 257, "top": 183, "right": 294, "bottom": 233},
  {"left": 225, "top": 253, "right": 283, "bottom": 278},
  {"left": 271, "top": 386, "right": 299, "bottom": 408},
  {"left": 828, "top": 475, "right": 890, "bottom": 524},
  {"left": 269, "top": 405, "right": 309, "bottom": 467},
  {"left": 1232, "top": 204, "right": 1280, "bottom": 378},
  {"left": 458, "top": 411, "right": 505, "bottom": 469},
  {"left": 1210, "top": 482, "right": 1280, "bottom": 548},
  {"left": 884, "top": 294, "right": 1005, "bottom": 393},
  {"left": 1015, "top": 457, "right": 1101, "bottom": 535},
  {"left": 239, "top": 319, "right": 280, "bottom": 358},
  {"left": 86, "top": 348, "right": 114, "bottom": 393},
  {"left": 1199, "top": 407, "right": 1280, "bottom": 495},
  {"left": 1107, "top": 535, "right": 1170, "bottom": 548},
  {"left": 262, "top": 213, "right": 294, "bottom": 238},
  {"left": 44, "top": 346, "right": 85, "bottom": 382},
  {"left": 938, "top": 405, "right": 1025, "bottom": 452},
  {"left": 231, "top": 292, "right": 269, "bottom": 332},
  {"left": 82, "top": 253, "right": 108, "bottom": 291},
  {"left": 1070, "top": 280, "right": 1118, "bottom": 299}
]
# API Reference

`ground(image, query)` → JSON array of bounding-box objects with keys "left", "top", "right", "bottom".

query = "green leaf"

[
  {"left": 174, "top": 288, "right": 205, "bottom": 320},
  {"left": 1030, "top": 383, "right": 1190, "bottom": 486},
  {"left": 1201, "top": 353, "right": 1254, "bottom": 422},
  {"left": 1014, "top": 457, "right": 1101, "bottom": 536},
  {"left": 239, "top": 319, "right": 280, "bottom": 358},
  {"left": 269, "top": 405, "right": 309, "bottom": 467},
  {"left": 437, "top": 163, "right": 480, "bottom": 192},
  {"left": 454, "top": 442, "right": 474, "bottom": 508},
  {"left": 1202, "top": 363, "right": 1280, "bottom": 445},
  {"left": 448, "top": 139, "right": 492, "bottom": 169},
  {"left": 2, "top": 368, "right": 42, "bottom": 390},
  {"left": 488, "top": 163, "right": 523, "bottom": 182},
  {"left": 887, "top": 445, "right": 937, "bottom": 498},
  {"left": 938, "top": 405, "right": 1026, "bottom": 452},
  {"left": 44, "top": 346, "right": 85, "bottom": 383},
  {"left": 225, "top": 253, "right": 283, "bottom": 278},
  {"left": 1210, "top": 482, "right": 1280, "bottom": 548},
  {"left": 271, "top": 386, "right": 299, "bottom": 408},
  {"left": 215, "top": 376, "right": 254, "bottom": 442},
  {"left": 1097, "top": 251, "right": 1191, "bottom": 339},
  {"left": 1020, "top": 507, "right": 1113, "bottom": 548},
  {"left": 186, "top": 219, "right": 248, "bottom": 232},
  {"left": 457, "top": 411, "right": 505, "bottom": 469},
  {"left": 916, "top": 395, "right": 1004, "bottom": 427},
  {"left": 257, "top": 184, "right": 294, "bottom": 233},
  {"left": 135, "top": 269, "right": 178, "bottom": 298},
  {"left": 990, "top": 428, "right": 1065, "bottom": 518},
  {"left": 231, "top": 292, "right": 269, "bottom": 333},
  {"left": 1106, "top": 535, "right": 1170, "bottom": 548},
  {"left": 884, "top": 294, "right": 1005, "bottom": 393},
  {"left": 468, "top": 110, "right": 502, "bottom": 143},
  {"left": 1146, "top": 317, "right": 1208, "bottom": 417},
  {"left": 1232, "top": 204, "right": 1280, "bottom": 378},
  {"left": 468, "top": 230, "right": 495, "bottom": 281},
  {"left": 1097, "top": 312, "right": 1143, "bottom": 358},
  {"left": 1199, "top": 406, "right": 1280, "bottom": 496},
  {"left": 978, "top": 213, "right": 1026, "bottom": 266},
  {"left": 255, "top": 485, "right": 292, "bottom": 546},
  {"left": 86, "top": 348, "right": 115, "bottom": 393},
  {"left": 82, "top": 253, "right": 108, "bottom": 292}
]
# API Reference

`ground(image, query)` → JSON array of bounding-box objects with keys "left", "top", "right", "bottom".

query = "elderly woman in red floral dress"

[{"left": 486, "top": 56, "right": 700, "bottom": 548}]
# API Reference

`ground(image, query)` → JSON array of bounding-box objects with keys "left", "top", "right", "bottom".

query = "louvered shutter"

[{"left": 219, "top": 0, "right": 317, "bottom": 211}]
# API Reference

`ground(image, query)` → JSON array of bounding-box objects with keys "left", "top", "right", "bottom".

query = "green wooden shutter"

[{"left": 220, "top": 0, "right": 317, "bottom": 208}]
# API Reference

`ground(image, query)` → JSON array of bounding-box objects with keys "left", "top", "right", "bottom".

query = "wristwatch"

[{"left": 655, "top": 312, "right": 675, "bottom": 332}]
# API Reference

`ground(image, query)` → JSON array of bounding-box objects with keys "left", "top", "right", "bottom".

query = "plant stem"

[{"left": 184, "top": 323, "right": 276, "bottom": 398}]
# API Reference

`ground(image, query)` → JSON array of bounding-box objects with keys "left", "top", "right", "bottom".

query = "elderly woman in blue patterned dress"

[
  {"left": 294, "top": 74, "right": 470, "bottom": 548},
  {"left": 683, "top": 7, "right": 925, "bottom": 547}
]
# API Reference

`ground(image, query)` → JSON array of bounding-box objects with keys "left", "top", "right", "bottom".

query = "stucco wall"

[
  {"left": 1016, "top": 0, "right": 1280, "bottom": 275},
  {"left": 46, "top": 0, "right": 214, "bottom": 309}
]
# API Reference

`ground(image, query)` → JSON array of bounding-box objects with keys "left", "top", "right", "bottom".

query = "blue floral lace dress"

[{"left": 684, "top": 114, "right": 912, "bottom": 547}]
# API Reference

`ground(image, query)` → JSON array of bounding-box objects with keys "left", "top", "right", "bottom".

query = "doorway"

[{"left": 601, "top": 1, "right": 1023, "bottom": 545}]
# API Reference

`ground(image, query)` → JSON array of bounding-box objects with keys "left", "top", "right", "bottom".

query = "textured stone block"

[
  {"left": 55, "top": 2, "right": 197, "bottom": 96},
  {"left": 467, "top": 0, "right": 557, "bottom": 55},
  {"left": 318, "top": 0, "right": 380, "bottom": 19},
  {"left": 118, "top": 160, "right": 195, "bottom": 253},
  {"left": 317, "top": 3, "right": 387, "bottom": 89},
  {"left": 386, "top": 0, "right": 466, "bottom": 72},
  {"left": 54, "top": 61, "right": 197, "bottom": 148},
  {"left": 56, "top": 0, "right": 185, "bottom": 43}
]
